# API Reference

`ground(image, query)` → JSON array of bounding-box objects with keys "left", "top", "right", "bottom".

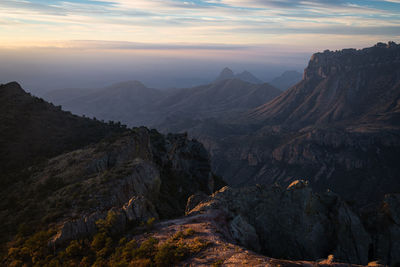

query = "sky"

[{"left": 0, "top": 0, "right": 399, "bottom": 92}]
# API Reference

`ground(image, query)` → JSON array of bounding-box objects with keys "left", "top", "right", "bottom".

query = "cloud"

[
  {"left": 0, "top": 0, "right": 399, "bottom": 49},
  {"left": 54, "top": 40, "right": 248, "bottom": 50}
]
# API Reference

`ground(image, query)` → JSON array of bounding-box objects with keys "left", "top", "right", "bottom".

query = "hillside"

[
  {"left": 187, "top": 42, "right": 400, "bottom": 207},
  {"left": 45, "top": 81, "right": 165, "bottom": 126},
  {"left": 249, "top": 42, "right": 400, "bottom": 129},
  {"left": 2, "top": 43, "right": 400, "bottom": 266},
  {"left": 269, "top": 70, "right": 303, "bottom": 90},
  {"left": 155, "top": 79, "right": 281, "bottom": 126},
  {"left": 0, "top": 85, "right": 226, "bottom": 263},
  {"left": 43, "top": 78, "right": 281, "bottom": 129},
  {"left": 0, "top": 82, "right": 125, "bottom": 186}
]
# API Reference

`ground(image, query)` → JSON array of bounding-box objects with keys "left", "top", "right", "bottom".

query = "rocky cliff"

[
  {"left": 1, "top": 127, "right": 224, "bottom": 249},
  {"left": 248, "top": 42, "right": 400, "bottom": 129},
  {"left": 187, "top": 180, "right": 400, "bottom": 266},
  {"left": 188, "top": 42, "right": 400, "bottom": 207}
]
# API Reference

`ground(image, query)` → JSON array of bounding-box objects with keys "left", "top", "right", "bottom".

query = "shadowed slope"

[{"left": 0, "top": 82, "right": 125, "bottom": 185}]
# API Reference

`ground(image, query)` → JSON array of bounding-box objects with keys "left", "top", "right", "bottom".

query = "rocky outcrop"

[
  {"left": 188, "top": 181, "right": 372, "bottom": 265},
  {"left": 304, "top": 42, "right": 400, "bottom": 80},
  {"left": 185, "top": 192, "right": 209, "bottom": 214},
  {"left": 2, "top": 126, "right": 224, "bottom": 247},
  {"left": 122, "top": 196, "right": 158, "bottom": 222},
  {"left": 51, "top": 212, "right": 106, "bottom": 246},
  {"left": 249, "top": 42, "right": 400, "bottom": 128},
  {"left": 52, "top": 195, "right": 159, "bottom": 246}
]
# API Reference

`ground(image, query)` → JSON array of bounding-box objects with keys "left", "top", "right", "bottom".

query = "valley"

[{"left": 1, "top": 42, "right": 400, "bottom": 266}]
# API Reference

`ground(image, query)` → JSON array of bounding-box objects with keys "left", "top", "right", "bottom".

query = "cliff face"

[
  {"left": 187, "top": 181, "right": 400, "bottom": 266},
  {"left": 188, "top": 43, "right": 400, "bottom": 207},
  {"left": 248, "top": 42, "right": 400, "bottom": 129}
]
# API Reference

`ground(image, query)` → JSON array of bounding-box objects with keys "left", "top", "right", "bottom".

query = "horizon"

[{"left": 1, "top": 0, "right": 399, "bottom": 92}]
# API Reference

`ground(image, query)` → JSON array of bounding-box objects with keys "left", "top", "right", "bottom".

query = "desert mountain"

[
  {"left": 45, "top": 81, "right": 165, "bottom": 126},
  {"left": 155, "top": 78, "right": 281, "bottom": 122},
  {"left": 2, "top": 47, "right": 400, "bottom": 265},
  {"left": 44, "top": 78, "right": 281, "bottom": 128},
  {"left": 269, "top": 70, "right": 303, "bottom": 90},
  {"left": 249, "top": 42, "right": 400, "bottom": 129},
  {"left": 187, "top": 42, "right": 400, "bottom": 208},
  {"left": 0, "top": 84, "right": 226, "bottom": 265},
  {"left": 214, "top": 67, "right": 263, "bottom": 84}
]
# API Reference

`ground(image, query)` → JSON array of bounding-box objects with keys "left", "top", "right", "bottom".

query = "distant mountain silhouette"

[
  {"left": 46, "top": 80, "right": 165, "bottom": 126},
  {"left": 269, "top": 70, "right": 302, "bottom": 90},
  {"left": 157, "top": 79, "right": 280, "bottom": 118},
  {"left": 214, "top": 67, "right": 263, "bottom": 84},
  {"left": 215, "top": 67, "right": 235, "bottom": 81},
  {"left": 186, "top": 42, "right": 400, "bottom": 207},
  {"left": 44, "top": 79, "right": 280, "bottom": 128}
]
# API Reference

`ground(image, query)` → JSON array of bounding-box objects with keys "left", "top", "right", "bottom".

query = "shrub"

[
  {"left": 129, "top": 258, "right": 152, "bottom": 267},
  {"left": 65, "top": 240, "right": 82, "bottom": 258},
  {"left": 154, "top": 242, "right": 188, "bottom": 267},
  {"left": 135, "top": 237, "right": 158, "bottom": 259},
  {"left": 212, "top": 259, "right": 224, "bottom": 267},
  {"left": 184, "top": 228, "right": 195, "bottom": 237},
  {"left": 186, "top": 237, "right": 210, "bottom": 254},
  {"left": 146, "top": 217, "right": 156, "bottom": 230},
  {"left": 91, "top": 233, "right": 107, "bottom": 251}
]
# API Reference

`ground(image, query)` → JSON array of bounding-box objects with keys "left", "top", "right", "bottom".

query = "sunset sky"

[{"left": 1, "top": 0, "right": 399, "bottom": 90}]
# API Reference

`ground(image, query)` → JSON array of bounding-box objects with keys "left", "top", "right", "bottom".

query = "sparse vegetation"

[
  {"left": 5, "top": 227, "right": 210, "bottom": 266},
  {"left": 212, "top": 259, "right": 224, "bottom": 267}
]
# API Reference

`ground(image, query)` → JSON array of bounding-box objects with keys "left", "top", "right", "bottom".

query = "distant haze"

[
  {"left": 0, "top": 43, "right": 310, "bottom": 94},
  {"left": 1, "top": 0, "right": 399, "bottom": 93}
]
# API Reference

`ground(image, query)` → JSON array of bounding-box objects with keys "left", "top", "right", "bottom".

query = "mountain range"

[
  {"left": 214, "top": 67, "right": 264, "bottom": 84},
  {"left": 189, "top": 42, "right": 400, "bottom": 207},
  {"left": 43, "top": 76, "right": 282, "bottom": 128},
  {"left": 1, "top": 42, "right": 400, "bottom": 266}
]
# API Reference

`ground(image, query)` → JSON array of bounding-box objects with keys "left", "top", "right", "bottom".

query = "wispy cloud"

[{"left": 0, "top": 0, "right": 399, "bottom": 49}]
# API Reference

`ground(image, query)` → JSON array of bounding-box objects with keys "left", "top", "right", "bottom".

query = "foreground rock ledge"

[{"left": 187, "top": 181, "right": 400, "bottom": 266}]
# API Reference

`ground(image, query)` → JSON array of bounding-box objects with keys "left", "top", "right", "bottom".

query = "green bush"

[{"left": 154, "top": 241, "right": 188, "bottom": 266}]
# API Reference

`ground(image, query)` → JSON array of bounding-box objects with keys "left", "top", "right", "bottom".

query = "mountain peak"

[
  {"left": 215, "top": 67, "right": 235, "bottom": 82},
  {"left": 214, "top": 68, "right": 262, "bottom": 84}
]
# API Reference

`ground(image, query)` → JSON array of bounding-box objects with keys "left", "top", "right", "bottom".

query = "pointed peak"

[
  {"left": 215, "top": 67, "right": 235, "bottom": 82},
  {"left": 220, "top": 67, "right": 234, "bottom": 75}
]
